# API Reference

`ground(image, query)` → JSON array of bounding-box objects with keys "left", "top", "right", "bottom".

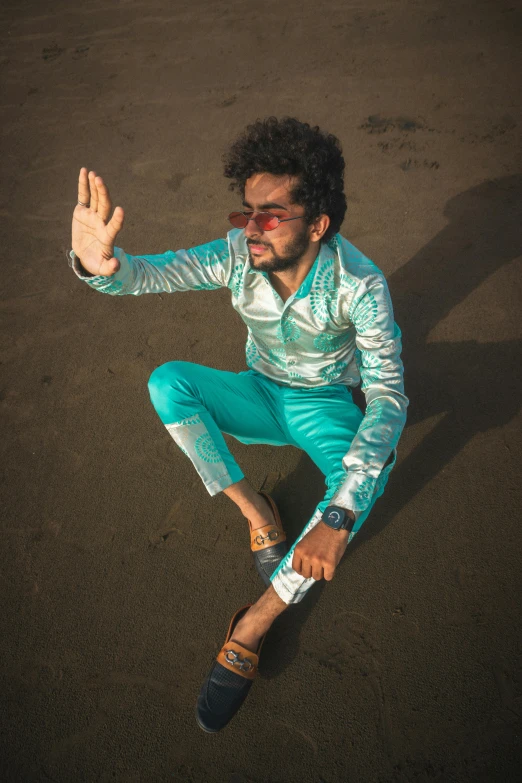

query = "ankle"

[
  {"left": 239, "top": 491, "right": 264, "bottom": 514},
  {"left": 232, "top": 615, "right": 265, "bottom": 651},
  {"left": 241, "top": 494, "right": 273, "bottom": 528}
]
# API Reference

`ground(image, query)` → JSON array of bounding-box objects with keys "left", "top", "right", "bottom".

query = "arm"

[
  {"left": 292, "top": 273, "right": 407, "bottom": 583},
  {"left": 331, "top": 273, "right": 408, "bottom": 518},
  {"left": 70, "top": 168, "right": 234, "bottom": 295},
  {"left": 70, "top": 240, "right": 231, "bottom": 296}
]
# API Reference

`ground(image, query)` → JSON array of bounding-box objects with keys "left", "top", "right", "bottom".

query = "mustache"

[{"left": 247, "top": 240, "right": 271, "bottom": 249}]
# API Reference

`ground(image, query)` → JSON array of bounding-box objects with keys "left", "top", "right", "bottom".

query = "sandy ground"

[{"left": 1, "top": 0, "right": 521, "bottom": 781}]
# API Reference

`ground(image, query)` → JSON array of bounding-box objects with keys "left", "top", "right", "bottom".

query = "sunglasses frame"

[{"left": 228, "top": 211, "right": 306, "bottom": 231}]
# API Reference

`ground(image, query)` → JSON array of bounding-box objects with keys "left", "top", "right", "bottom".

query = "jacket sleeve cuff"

[
  {"left": 332, "top": 447, "right": 397, "bottom": 521},
  {"left": 68, "top": 248, "right": 132, "bottom": 294},
  {"left": 331, "top": 471, "right": 378, "bottom": 519},
  {"left": 68, "top": 249, "right": 94, "bottom": 279}
]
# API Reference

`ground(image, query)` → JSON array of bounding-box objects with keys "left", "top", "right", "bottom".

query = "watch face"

[{"left": 324, "top": 507, "right": 345, "bottom": 529}]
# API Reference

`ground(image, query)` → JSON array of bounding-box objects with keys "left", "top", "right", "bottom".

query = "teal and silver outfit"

[{"left": 70, "top": 230, "right": 408, "bottom": 605}]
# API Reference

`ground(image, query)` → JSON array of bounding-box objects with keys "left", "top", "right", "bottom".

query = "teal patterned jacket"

[{"left": 70, "top": 230, "right": 408, "bottom": 515}]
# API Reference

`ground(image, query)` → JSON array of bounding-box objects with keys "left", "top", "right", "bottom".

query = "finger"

[
  {"left": 88, "top": 170, "right": 99, "bottom": 212},
  {"left": 312, "top": 565, "right": 324, "bottom": 581},
  {"left": 301, "top": 562, "right": 313, "bottom": 580},
  {"left": 292, "top": 553, "right": 302, "bottom": 574},
  {"left": 77, "top": 167, "right": 91, "bottom": 206},
  {"left": 95, "top": 176, "right": 112, "bottom": 222},
  {"left": 323, "top": 566, "right": 335, "bottom": 581},
  {"left": 106, "top": 206, "right": 125, "bottom": 242}
]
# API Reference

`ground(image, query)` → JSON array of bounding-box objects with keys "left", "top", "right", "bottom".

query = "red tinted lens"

[
  {"left": 228, "top": 211, "right": 248, "bottom": 228},
  {"left": 256, "top": 213, "right": 280, "bottom": 231}
]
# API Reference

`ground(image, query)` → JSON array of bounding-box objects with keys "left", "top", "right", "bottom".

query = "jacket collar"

[{"left": 228, "top": 229, "right": 339, "bottom": 295}]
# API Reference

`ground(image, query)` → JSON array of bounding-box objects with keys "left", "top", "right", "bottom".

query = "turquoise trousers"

[{"left": 148, "top": 362, "right": 394, "bottom": 604}]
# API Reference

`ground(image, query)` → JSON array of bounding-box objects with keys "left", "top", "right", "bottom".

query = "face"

[{"left": 241, "top": 173, "right": 312, "bottom": 273}]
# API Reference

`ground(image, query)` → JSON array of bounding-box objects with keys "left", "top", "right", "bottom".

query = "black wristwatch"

[{"left": 321, "top": 505, "right": 355, "bottom": 532}]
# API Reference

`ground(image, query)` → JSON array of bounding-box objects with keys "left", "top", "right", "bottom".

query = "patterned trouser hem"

[
  {"left": 268, "top": 507, "right": 322, "bottom": 604},
  {"left": 165, "top": 416, "right": 241, "bottom": 497},
  {"left": 204, "top": 472, "right": 237, "bottom": 497},
  {"left": 271, "top": 571, "right": 315, "bottom": 605}
]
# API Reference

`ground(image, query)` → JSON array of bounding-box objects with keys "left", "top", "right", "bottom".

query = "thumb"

[{"left": 98, "top": 256, "right": 121, "bottom": 276}]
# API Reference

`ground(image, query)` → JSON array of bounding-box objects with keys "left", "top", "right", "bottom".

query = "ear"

[{"left": 309, "top": 213, "right": 330, "bottom": 242}]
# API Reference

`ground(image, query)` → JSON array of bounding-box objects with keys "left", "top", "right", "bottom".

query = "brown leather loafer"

[
  {"left": 248, "top": 491, "right": 288, "bottom": 587},
  {"left": 196, "top": 604, "right": 265, "bottom": 733}
]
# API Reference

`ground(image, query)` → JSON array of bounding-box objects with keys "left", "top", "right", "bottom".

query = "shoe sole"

[{"left": 195, "top": 710, "right": 219, "bottom": 733}]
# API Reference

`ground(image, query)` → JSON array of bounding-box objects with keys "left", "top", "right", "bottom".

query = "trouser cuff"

[
  {"left": 271, "top": 571, "right": 315, "bottom": 605},
  {"left": 204, "top": 471, "right": 244, "bottom": 497}
]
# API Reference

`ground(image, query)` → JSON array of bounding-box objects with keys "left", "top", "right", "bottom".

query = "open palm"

[{"left": 72, "top": 168, "right": 125, "bottom": 276}]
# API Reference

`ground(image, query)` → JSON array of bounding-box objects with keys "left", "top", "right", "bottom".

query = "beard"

[{"left": 247, "top": 226, "right": 311, "bottom": 273}]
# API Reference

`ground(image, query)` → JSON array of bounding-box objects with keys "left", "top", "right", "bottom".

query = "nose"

[{"left": 243, "top": 213, "right": 264, "bottom": 240}]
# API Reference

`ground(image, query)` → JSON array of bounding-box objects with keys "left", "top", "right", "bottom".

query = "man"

[{"left": 70, "top": 116, "right": 408, "bottom": 732}]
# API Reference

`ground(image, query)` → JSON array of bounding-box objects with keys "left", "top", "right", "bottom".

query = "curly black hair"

[{"left": 223, "top": 117, "right": 347, "bottom": 243}]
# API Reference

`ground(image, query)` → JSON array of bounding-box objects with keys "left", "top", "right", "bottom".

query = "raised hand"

[{"left": 72, "top": 168, "right": 125, "bottom": 276}]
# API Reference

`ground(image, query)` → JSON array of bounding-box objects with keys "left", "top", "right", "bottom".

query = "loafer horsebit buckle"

[
  {"left": 254, "top": 528, "right": 279, "bottom": 547},
  {"left": 224, "top": 648, "right": 254, "bottom": 672}
]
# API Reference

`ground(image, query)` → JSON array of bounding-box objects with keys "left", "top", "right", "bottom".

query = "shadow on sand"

[{"left": 261, "top": 175, "right": 522, "bottom": 678}]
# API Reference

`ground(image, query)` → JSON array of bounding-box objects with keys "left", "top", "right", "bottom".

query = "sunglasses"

[{"left": 228, "top": 211, "right": 306, "bottom": 231}]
